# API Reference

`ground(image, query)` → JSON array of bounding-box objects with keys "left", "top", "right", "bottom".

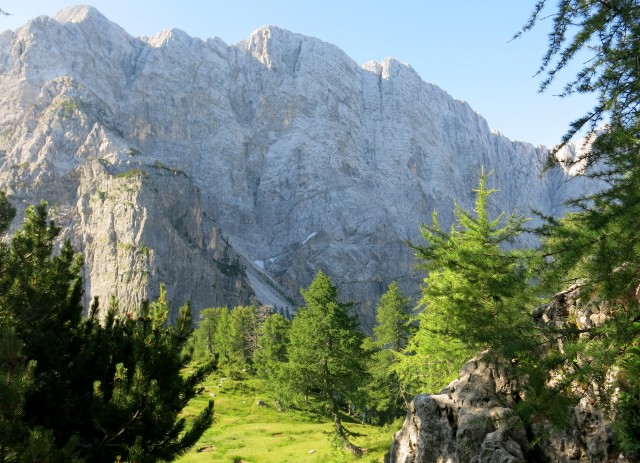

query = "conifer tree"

[
  {"left": 522, "top": 1, "right": 640, "bottom": 454},
  {"left": 402, "top": 171, "right": 536, "bottom": 392},
  {"left": 254, "top": 312, "right": 290, "bottom": 380},
  {"left": 191, "top": 307, "right": 226, "bottom": 362},
  {"left": 254, "top": 312, "right": 291, "bottom": 407},
  {"left": 362, "top": 282, "right": 414, "bottom": 423},
  {"left": 285, "top": 270, "right": 368, "bottom": 455},
  {"left": 228, "top": 305, "right": 259, "bottom": 370},
  {"left": 0, "top": 202, "right": 84, "bottom": 447},
  {"left": 81, "top": 290, "right": 214, "bottom": 463},
  {"left": 373, "top": 281, "right": 413, "bottom": 352},
  {"left": 0, "top": 198, "right": 213, "bottom": 462},
  {"left": 0, "top": 327, "right": 35, "bottom": 461},
  {"left": 213, "top": 307, "right": 233, "bottom": 366}
]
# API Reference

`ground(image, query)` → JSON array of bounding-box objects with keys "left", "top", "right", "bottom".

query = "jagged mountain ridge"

[{"left": 0, "top": 6, "right": 593, "bottom": 325}]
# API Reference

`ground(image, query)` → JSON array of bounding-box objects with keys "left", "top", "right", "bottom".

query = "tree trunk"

[{"left": 332, "top": 412, "right": 363, "bottom": 457}]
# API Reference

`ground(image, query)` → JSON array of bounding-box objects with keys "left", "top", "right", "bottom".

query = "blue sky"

[{"left": 1, "top": 1, "right": 594, "bottom": 147}]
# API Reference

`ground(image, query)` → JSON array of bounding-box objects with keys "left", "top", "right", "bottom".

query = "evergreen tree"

[
  {"left": 80, "top": 290, "right": 214, "bottom": 463},
  {"left": 254, "top": 313, "right": 291, "bottom": 408},
  {"left": 0, "top": 199, "right": 213, "bottom": 462},
  {"left": 0, "top": 327, "right": 35, "bottom": 462},
  {"left": 361, "top": 282, "right": 414, "bottom": 423},
  {"left": 191, "top": 307, "right": 226, "bottom": 362},
  {"left": 522, "top": 1, "right": 640, "bottom": 454},
  {"left": 285, "top": 270, "right": 369, "bottom": 455},
  {"left": 0, "top": 202, "right": 85, "bottom": 450},
  {"left": 401, "top": 171, "right": 536, "bottom": 393}
]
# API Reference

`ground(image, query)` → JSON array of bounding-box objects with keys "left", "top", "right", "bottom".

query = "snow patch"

[{"left": 301, "top": 232, "right": 317, "bottom": 245}]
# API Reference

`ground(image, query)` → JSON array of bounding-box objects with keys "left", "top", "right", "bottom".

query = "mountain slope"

[{"left": 0, "top": 6, "right": 594, "bottom": 325}]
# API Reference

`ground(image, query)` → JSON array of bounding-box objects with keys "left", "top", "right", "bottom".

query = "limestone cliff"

[{"left": 0, "top": 6, "right": 595, "bottom": 322}]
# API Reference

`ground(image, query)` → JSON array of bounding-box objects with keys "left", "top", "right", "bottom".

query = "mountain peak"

[
  {"left": 52, "top": 5, "right": 131, "bottom": 43},
  {"left": 54, "top": 5, "right": 107, "bottom": 25},
  {"left": 145, "top": 27, "right": 193, "bottom": 48}
]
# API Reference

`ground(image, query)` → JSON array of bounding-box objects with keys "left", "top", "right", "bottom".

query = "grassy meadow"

[{"left": 177, "top": 373, "right": 399, "bottom": 463}]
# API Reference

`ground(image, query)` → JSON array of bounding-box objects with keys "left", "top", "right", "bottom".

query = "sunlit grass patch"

[{"left": 177, "top": 373, "right": 395, "bottom": 463}]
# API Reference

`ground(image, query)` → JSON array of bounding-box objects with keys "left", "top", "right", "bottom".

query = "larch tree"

[
  {"left": 522, "top": 1, "right": 640, "bottom": 454},
  {"left": 362, "top": 281, "right": 414, "bottom": 423},
  {"left": 401, "top": 170, "right": 536, "bottom": 393},
  {"left": 285, "top": 270, "right": 369, "bottom": 456},
  {"left": 253, "top": 312, "right": 291, "bottom": 407},
  {"left": 191, "top": 307, "right": 226, "bottom": 362}
]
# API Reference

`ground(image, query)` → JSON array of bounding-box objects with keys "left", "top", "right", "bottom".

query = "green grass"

[{"left": 177, "top": 373, "right": 396, "bottom": 463}]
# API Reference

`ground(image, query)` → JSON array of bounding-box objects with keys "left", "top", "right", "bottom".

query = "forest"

[{"left": 1, "top": 0, "right": 640, "bottom": 461}]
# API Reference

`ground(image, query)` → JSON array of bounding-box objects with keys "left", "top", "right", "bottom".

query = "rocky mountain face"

[{"left": 0, "top": 6, "right": 594, "bottom": 323}]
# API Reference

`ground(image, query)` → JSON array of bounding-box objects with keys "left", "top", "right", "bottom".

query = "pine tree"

[
  {"left": 81, "top": 290, "right": 214, "bottom": 463},
  {"left": 0, "top": 198, "right": 213, "bottom": 462},
  {"left": 402, "top": 171, "right": 536, "bottom": 393},
  {"left": 0, "top": 202, "right": 85, "bottom": 449},
  {"left": 0, "top": 327, "right": 35, "bottom": 462},
  {"left": 285, "top": 270, "right": 369, "bottom": 455}
]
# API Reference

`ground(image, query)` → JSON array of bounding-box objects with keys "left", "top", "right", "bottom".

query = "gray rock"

[
  {"left": 388, "top": 286, "right": 630, "bottom": 463},
  {"left": 386, "top": 355, "right": 527, "bottom": 463},
  {"left": 0, "top": 6, "right": 598, "bottom": 322}
]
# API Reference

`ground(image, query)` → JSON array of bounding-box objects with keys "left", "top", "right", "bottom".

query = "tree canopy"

[
  {"left": 285, "top": 270, "right": 369, "bottom": 455},
  {"left": 522, "top": 0, "right": 640, "bottom": 455},
  {"left": 401, "top": 170, "right": 536, "bottom": 393},
  {"left": 0, "top": 199, "right": 213, "bottom": 462}
]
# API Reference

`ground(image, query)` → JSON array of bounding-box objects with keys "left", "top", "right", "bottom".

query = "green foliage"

[
  {"left": 228, "top": 305, "right": 259, "bottom": 370},
  {"left": 0, "top": 327, "right": 36, "bottom": 461},
  {"left": 0, "top": 203, "right": 84, "bottom": 443},
  {"left": 614, "top": 344, "right": 640, "bottom": 454},
  {"left": 191, "top": 305, "right": 260, "bottom": 375},
  {"left": 285, "top": 270, "right": 369, "bottom": 455},
  {"left": 520, "top": 0, "right": 640, "bottom": 148},
  {"left": 254, "top": 313, "right": 291, "bottom": 405},
  {"left": 191, "top": 307, "right": 226, "bottom": 362},
  {"left": 361, "top": 282, "right": 414, "bottom": 424},
  {"left": 80, "top": 297, "right": 214, "bottom": 463},
  {"left": 372, "top": 281, "right": 413, "bottom": 352},
  {"left": 114, "top": 168, "right": 148, "bottom": 179},
  {"left": 522, "top": 1, "right": 640, "bottom": 455},
  {"left": 0, "top": 192, "right": 15, "bottom": 233},
  {"left": 0, "top": 198, "right": 213, "bottom": 462},
  {"left": 402, "top": 171, "right": 537, "bottom": 393}
]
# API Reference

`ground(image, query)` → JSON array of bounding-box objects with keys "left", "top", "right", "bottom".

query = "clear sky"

[{"left": 1, "top": 1, "right": 595, "bottom": 147}]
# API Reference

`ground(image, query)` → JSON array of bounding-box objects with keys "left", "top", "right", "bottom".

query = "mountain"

[{"left": 0, "top": 6, "right": 594, "bottom": 326}]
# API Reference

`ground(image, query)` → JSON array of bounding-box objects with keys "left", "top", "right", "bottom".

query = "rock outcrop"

[
  {"left": 386, "top": 286, "right": 630, "bottom": 463},
  {"left": 386, "top": 355, "right": 528, "bottom": 463},
  {"left": 0, "top": 6, "right": 596, "bottom": 322}
]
